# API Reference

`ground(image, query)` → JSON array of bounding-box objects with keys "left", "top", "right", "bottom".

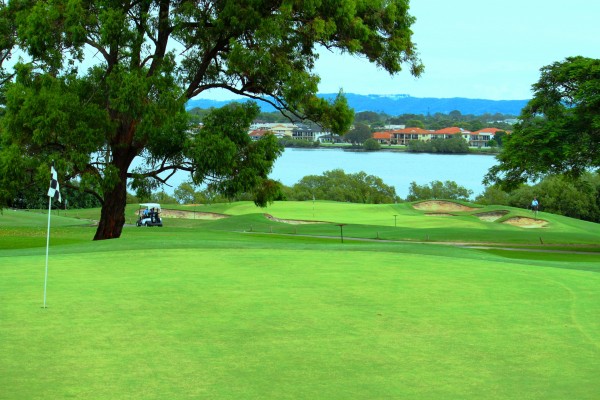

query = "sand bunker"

[
  {"left": 413, "top": 200, "right": 477, "bottom": 212},
  {"left": 475, "top": 210, "right": 509, "bottom": 222},
  {"left": 264, "top": 214, "right": 325, "bottom": 225},
  {"left": 502, "top": 217, "right": 548, "bottom": 228},
  {"left": 160, "top": 209, "right": 229, "bottom": 220}
]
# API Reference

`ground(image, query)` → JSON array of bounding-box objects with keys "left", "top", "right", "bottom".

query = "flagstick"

[{"left": 43, "top": 196, "right": 52, "bottom": 308}]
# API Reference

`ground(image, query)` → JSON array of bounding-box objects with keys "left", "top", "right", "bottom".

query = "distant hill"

[{"left": 186, "top": 93, "right": 529, "bottom": 116}]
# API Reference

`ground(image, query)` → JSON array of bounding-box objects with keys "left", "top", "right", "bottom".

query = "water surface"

[
  {"left": 153, "top": 148, "right": 498, "bottom": 199},
  {"left": 269, "top": 148, "right": 498, "bottom": 199}
]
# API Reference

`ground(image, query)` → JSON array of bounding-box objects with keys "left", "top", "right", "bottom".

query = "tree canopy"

[
  {"left": 344, "top": 122, "right": 372, "bottom": 145},
  {"left": 476, "top": 172, "right": 600, "bottom": 223},
  {"left": 484, "top": 56, "right": 600, "bottom": 189},
  {"left": 406, "top": 180, "right": 472, "bottom": 202},
  {"left": 0, "top": 0, "right": 422, "bottom": 239},
  {"left": 287, "top": 169, "right": 398, "bottom": 204}
]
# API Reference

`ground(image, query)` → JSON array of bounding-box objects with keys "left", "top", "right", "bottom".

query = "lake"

[
  {"left": 156, "top": 148, "right": 499, "bottom": 199},
  {"left": 269, "top": 148, "right": 498, "bottom": 199}
]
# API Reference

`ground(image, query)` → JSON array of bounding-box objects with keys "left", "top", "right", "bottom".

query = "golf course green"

[{"left": 1, "top": 201, "right": 599, "bottom": 399}]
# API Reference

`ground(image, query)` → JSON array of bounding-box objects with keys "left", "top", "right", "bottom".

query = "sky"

[{"left": 202, "top": 0, "right": 600, "bottom": 101}]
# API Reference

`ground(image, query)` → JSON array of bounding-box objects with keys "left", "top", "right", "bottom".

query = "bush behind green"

[{"left": 477, "top": 172, "right": 600, "bottom": 223}]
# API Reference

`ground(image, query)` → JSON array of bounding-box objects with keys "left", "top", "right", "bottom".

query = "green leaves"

[
  {"left": 290, "top": 169, "right": 398, "bottom": 204},
  {"left": 188, "top": 102, "right": 283, "bottom": 205},
  {"left": 345, "top": 122, "right": 372, "bottom": 145},
  {"left": 3, "top": 65, "right": 109, "bottom": 183},
  {"left": 406, "top": 180, "right": 473, "bottom": 202},
  {"left": 485, "top": 57, "right": 600, "bottom": 189}
]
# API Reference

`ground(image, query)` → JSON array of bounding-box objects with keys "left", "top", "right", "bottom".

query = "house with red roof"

[
  {"left": 390, "top": 127, "right": 432, "bottom": 145},
  {"left": 372, "top": 131, "right": 393, "bottom": 145},
  {"left": 249, "top": 129, "right": 270, "bottom": 141},
  {"left": 374, "top": 126, "right": 508, "bottom": 147},
  {"left": 432, "top": 127, "right": 471, "bottom": 142}
]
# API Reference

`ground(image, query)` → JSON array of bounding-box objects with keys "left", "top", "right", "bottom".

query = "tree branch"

[
  {"left": 184, "top": 37, "right": 230, "bottom": 99},
  {"left": 147, "top": 0, "right": 172, "bottom": 77},
  {"left": 127, "top": 160, "right": 195, "bottom": 187},
  {"left": 84, "top": 39, "right": 110, "bottom": 63}
]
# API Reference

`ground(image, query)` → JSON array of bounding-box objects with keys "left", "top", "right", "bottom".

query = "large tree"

[
  {"left": 344, "top": 122, "right": 372, "bottom": 145},
  {"left": 0, "top": 0, "right": 422, "bottom": 240},
  {"left": 484, "top": 56, "right": 600, "bottom": 189}
]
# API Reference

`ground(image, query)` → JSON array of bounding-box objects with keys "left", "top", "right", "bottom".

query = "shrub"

[
  {"left": 288, "top": 169, "right": 398, "bottom": 203},
  {"left": 407, "top": 180, "right": 473, "bottom": 201},
  {"left": 363, "top": 138, "right": 381, "bottom": 151}
]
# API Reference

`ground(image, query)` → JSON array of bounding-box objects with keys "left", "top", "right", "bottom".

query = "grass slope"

[
  {"left": 190, "top": 201, "right": 600, "bottom": 247},
  {"left": 1, "top": 202, "right": 599, "bottom": 399}
]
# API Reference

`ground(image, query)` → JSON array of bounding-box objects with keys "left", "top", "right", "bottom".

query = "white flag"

[{"left": 47, "top": 165, "right": 62, "bottom": 203}]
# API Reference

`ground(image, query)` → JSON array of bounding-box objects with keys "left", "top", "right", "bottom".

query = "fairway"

[{"left": 1, "top": 203, "right": 599, "bottom": 399}]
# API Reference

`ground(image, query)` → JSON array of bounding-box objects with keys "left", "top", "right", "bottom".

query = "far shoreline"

[{"left": 282, "top": 144, "right": 500, "bottom": 156}]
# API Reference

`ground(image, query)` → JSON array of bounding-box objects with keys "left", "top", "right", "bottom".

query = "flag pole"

[
  {"left": 44, "top": 162, "right": 61, "bottom": 309},
  {"left": 43, "top": 195, "right": 52, "bottom": 308}
]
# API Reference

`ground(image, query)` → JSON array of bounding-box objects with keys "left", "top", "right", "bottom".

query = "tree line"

[
  {"left": 191, "top": 107, "right": 518, "bottom": 133},
  {"left": 193, "top": 109, "right": 509, "bottom": 153},
  {"left": 152, "top": 171, "right": 600, "bottom": 224},
  {"left": 10, "top": 167, "right": 600, "bottom": 224},
  {"left": 190, "top": 107, "right": 516, "bottom": 137}
]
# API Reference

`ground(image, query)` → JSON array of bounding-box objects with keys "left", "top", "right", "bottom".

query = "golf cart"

[{"left": 136, "top": 203, "right": 163, "bottom": 227}]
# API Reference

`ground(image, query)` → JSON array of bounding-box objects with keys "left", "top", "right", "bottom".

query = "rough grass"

[{"left": 1, "top": 202, "right": 599, "bottom": 399}]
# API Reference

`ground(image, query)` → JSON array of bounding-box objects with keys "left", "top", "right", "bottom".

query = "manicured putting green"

[{"left": 1, "top": 244, "right": 599, "bottom": 399}]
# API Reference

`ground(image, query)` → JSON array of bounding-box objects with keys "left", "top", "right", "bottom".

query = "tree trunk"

[
  {"left": 93, "top": 146, "right": 136, "bottom": 240},
  {"left": 93, "top": 176, "right": 128, "bottom": 240}
]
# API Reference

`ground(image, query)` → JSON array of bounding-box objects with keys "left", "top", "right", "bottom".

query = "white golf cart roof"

[{"left": 139, "top": 203, "right": 161, "bottom": 210}]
